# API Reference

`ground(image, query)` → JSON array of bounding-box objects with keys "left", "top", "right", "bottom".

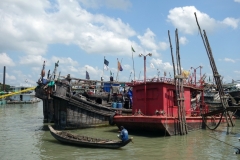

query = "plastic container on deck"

[
  {"left": 117, "top": 102, "right": 122, "bottom": 108},
  {"left": 112, "top": 102, "right": 117, "bottom": 108}
]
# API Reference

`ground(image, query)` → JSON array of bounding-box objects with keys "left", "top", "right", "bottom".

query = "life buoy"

[{"left": 109, "top": 113, "right": 116, "bottom": 126}]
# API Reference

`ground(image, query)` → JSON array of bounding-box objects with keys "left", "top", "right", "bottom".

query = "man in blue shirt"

[{"left": 118, "top": 126, "right": 128, "bottom": 142}]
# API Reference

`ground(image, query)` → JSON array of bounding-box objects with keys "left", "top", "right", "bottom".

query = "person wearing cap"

[{"left": 118, "top": 126, "right": 128, "bottom": 142}]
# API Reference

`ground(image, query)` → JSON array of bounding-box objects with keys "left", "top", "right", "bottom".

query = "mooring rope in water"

[
  {"left": 163, "top": 111, "right": 240, "bottom": 149},
  {"left": 208, "top": 133, "right": 240, "bottom": 150},
  {"left": 176, "top": 113, "right": 240, "bottom": 151}
]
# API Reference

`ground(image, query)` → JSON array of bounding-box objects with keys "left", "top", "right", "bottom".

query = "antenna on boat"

[
  {"left": 102, "top": 56, "right": 105, "bottom": 82},
  {"left": 131, "top": 45, "right": 136, "bottom": 81},
  {"left": 138, "top": 71, "right": 141, "bottom": 80},
  {"left": 50, "top": 60, "right": 59, "bottom": 81},
  {"left": 129, "top": 72, "right": 132, "bottom": 82},
  {"left": 157, "top": 68, "right": 160, "bottom": 80}
]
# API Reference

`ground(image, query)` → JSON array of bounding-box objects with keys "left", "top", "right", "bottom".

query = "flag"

[
  {"left": 104, "top": 58, "right": 109, "bottom": 70},
  {"left": 131, "top": 46, "right": 135, "bottom": 52},
  {"left": 86, "top": 71, "right": 90, "bottom": 80},
  {"left": 164, "top": 71, "right": 166, "bottom": 76},
  {"left": 104, "top": 59, "right": 109, "bottom": 66},
  {"left": 118, "top": 60, "right": 123, "bottom": 71},
  {"left": 150, "top": 63, "right": 155, "bottom": 68},
  {"left": 110, "top": 70, "right": 112, "bottom": 76}
]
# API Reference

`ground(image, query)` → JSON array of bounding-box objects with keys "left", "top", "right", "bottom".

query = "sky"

[{"left": 0, "top": 0, "right": 240, "bottom": 87}]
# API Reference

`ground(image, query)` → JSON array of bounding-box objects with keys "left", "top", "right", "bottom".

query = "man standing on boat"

[{"left": 118, "top": 126, "right": 128, "bottom": 142}]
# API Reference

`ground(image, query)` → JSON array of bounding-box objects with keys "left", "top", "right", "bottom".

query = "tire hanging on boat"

[{"left": 109, "top": 113, "right": 116, "bottom": 126}]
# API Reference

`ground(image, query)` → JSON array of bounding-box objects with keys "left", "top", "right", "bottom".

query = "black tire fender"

[{"left": 109, "top": 113, "right": 116, "bottom": 126}]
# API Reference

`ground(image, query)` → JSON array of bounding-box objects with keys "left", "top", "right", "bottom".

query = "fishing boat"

[
  {"left": 48, "top": 125, "right": 132, "bottom": 149},
  {"left": 223, "top": 81, "right": 240, "bottom": 105},
  {"left": 35, "top": 60, "right": 132, "bottom": 128},
  {"left": 111, "top": 26, "right": 236, "bottom": 136},
  {"left": 203, "top": 86, "right": 223, "bottom": 112},
  {"left": 111, "top": 77, "right": 237, "bottom": 136}
]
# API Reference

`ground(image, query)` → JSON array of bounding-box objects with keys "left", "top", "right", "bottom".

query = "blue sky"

[{"left": 0, "top": 0, "right": 240, "bottom": 87}]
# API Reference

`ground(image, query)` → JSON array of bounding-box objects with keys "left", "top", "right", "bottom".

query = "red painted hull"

[{"left": 113, "top": 115, "right": 229, "bottom": 136}]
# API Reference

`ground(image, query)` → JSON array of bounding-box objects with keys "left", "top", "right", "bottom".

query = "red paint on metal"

[{"left": 113, "top": 81, "right": 223, "bottom": 135}]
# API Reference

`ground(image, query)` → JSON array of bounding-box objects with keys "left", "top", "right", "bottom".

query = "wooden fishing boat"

[{"left": 48, "top": 125, "right": 132, "bottom": 149}]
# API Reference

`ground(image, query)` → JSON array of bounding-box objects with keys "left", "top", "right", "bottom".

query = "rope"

[
  {"left": 208, "top": 134, "right": 240, "bottom": 150},
  {"left": 172, "top": 112, "right": 240, "bottom": 151},
  {"left": 170, "top": 113, "right": 240, "bottom": 151},
  {"left": 202, "top": 111, "right": 224, "bottom": 130}
]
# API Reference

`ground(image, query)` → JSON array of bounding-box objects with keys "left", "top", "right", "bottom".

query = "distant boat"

[
  {"left": 6, "top": 86, "right": 40, "bottom": 104},
  {"left": 48, "top": 125, "right": 133, "bottom": 149},
  {"left": 203, "top": 88, "right": 223, "bottom": 112},
  {"left": 223, "top": 82, "right": 240, "bottom": 105}
]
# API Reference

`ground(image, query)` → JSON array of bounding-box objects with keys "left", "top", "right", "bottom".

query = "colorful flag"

[
  {"left": 86, "top": 71, "right": 90, "bottom": 80},
  {"left": 131, "top": 46, "right": 135, "bottom": 52},
  {"left": 118, "top": 60, "right": 123, "bottom": 71},
  {"left": 104, "top": 58, "right": 109, "bottom": 70}
]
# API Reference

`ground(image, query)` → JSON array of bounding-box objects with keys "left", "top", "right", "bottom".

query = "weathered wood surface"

[{"left": 35, "top": 80, "right": 131, "bottom": 129}]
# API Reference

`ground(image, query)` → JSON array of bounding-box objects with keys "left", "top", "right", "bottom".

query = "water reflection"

[{"left": 0, "top": 102, "right": 240, "bottom": 159}]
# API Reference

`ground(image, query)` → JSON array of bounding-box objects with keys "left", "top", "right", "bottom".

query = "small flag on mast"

[
  {"left": 118, "top": 59, "right": 123, "bottom": 71},
  {"left": 86, "top": 71, "right": 90, "bottom": 80},
  {"left": 104, "top": 58, "right": 109, "bottom": 70},
  {"left": 131, "top": 46, "right": 135, "bottom": 52}
]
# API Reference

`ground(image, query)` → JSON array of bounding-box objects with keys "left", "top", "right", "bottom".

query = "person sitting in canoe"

[{"left": 118, "top": 126, "right": 128, "bottom": 142}]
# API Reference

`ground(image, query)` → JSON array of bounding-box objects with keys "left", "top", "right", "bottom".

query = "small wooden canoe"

[{"left": 48, "top": 125, "right": 132, "bottom": 149}]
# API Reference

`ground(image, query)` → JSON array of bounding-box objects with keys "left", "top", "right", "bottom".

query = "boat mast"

[
  {"left": 194, "top": 12, "right": 234, "bottom": 128},
  {"left": 102, "top": 56, "right": 105, "bottom": 81},
  {"left": 168, "top": 30, "right": 187, "bottom": 135}
]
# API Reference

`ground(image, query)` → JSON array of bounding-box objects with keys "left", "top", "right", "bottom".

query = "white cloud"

[
  {"left": 0, "top": 53, "right": 15, "bottom": 66},
  {"left": 66, "top": 66, "right": 78, "bottom": 72},
  {"left": 0, "top": 0, "right": 136, "bottom": 56},
  {"left": 224, "top": 58, "right": 235, "bottom": 63},
  {"left": 6, "top": 73, "right": 16, "bottom": 81},
  {"left": 78, "top": 0, "right": 132, "bottom": 10},
  {"left": 234, "top": 0, "right": 240, "bottom": 3},
  {"left": 123, "top": 64, "right": 131, "bottom": 70},
  {"left": 234, "top": 71, "right": 240, "bottom": 74},
  {"left": 138, "top": 28, "right": 158, "bottom": 50},
  {"left": 222, "top": 17, "right": 240, "bottom": 29},
  {"left": 150, "top": 58, "right": 173, "bottom": 71},
  {"left": 179, "top": 36, "right": 188, "bottom": 45},
  {"left": 150, "top": 63, "right": 155, "bottom": 68},
  {"left": 51, "top": 56, "right": 79, "bottom": 66},
  {"left": 167, "top": 6, "right": 239, "bottom": 35},
  {"left": 159, "top": 42, "right": 168, "bottom": 50},
  {"left": 19, "top": 55, "right": 45, "bottom": 65}
]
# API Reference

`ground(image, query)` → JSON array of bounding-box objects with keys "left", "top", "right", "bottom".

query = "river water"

[{"left": 1, "top": 101, "right": 240, "bottom": 160}]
